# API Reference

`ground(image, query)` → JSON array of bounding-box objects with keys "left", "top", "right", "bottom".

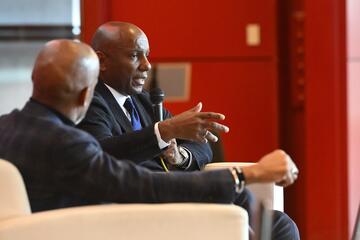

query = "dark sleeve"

[
  {"left": 78, "top": 96, "right": 162, "bottom": 163},
  {"left": 162, "top": 107, "right": 213, "bottom": 171},
  {"left": 52, "top": 130, "right": 236, "bottom": 204}
]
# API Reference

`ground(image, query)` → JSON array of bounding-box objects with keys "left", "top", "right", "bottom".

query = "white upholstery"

[
  {"left": 205, "top": 162, "right": 284, "bottom": 211},
  {"left": 0, "top": 204, "right": 248, "bottom": 240},
  {"left": 0, "top": 160, "right": 31, "bottom": 221},
  {"left": 0, "top": 159, "right": 249, "bottom": 240}
]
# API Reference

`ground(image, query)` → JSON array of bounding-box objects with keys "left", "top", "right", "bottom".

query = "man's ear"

[
  {"left": 96, "top": 51, "right": 107, "bottom": 72},
  {"left": 78, "top": 87, "right": 91, "bottom": 107}
]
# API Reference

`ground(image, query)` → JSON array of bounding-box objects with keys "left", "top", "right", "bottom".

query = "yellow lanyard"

[{"left": 160, "top": 157, "right": 169, "bottom": 172}]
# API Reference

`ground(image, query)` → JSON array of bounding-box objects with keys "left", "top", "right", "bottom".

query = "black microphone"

[{"left": 150, "top": 87, "right": 165, "bottom": 122}]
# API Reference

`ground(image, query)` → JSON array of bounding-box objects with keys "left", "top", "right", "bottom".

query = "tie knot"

[{"left": 124, "top": 97, "right": 135, "bottom": 113}]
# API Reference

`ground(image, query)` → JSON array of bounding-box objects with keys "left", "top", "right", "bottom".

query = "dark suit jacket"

[
  {"left": 0, "top": 100, "right": 235, "bottom": 212},
  {"left": 78, "top": 81, "right": 212, "bottom": 171}
]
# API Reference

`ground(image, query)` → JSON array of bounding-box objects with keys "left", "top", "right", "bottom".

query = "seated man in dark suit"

[
  {"left": 77, "top": 22, "right": 300, "bottom": 239},
  {"left": 0, "top": 39, "right": 299, "bottom": 239},
  {"left": 78, "top": 21, "right": 214, "bottom": 172}
]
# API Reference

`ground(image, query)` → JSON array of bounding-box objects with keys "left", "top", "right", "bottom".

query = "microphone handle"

[
  {"left": 154, "top": 103, "right": 163, "bottom": 122},
  {"left": 153, "top": 101, "right": 169, "bottom": 172}
]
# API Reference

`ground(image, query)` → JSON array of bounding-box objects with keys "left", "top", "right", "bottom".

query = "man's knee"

[{"left": 272, "top": 210, "right": 300, "bottom": 240}]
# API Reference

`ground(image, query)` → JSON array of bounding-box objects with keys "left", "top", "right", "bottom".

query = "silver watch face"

[{"left": 179, "top": 147, "right": 188, "bottom": 159}]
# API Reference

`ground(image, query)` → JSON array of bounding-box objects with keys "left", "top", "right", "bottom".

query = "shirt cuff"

[{"left": 154, "top": 122, "right": 170, "bottom": 149}]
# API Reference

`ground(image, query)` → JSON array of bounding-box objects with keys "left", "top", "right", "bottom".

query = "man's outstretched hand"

[{"left": 158, "top": 102, "right": 229, "bottom": 143}]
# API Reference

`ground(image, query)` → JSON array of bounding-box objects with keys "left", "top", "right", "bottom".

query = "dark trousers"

[{"left": 234, "top": 189, "right": 300, "bottom": 240}]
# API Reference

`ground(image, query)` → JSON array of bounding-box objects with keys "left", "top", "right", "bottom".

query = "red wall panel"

[
  {"left": 81, "top": 0, "right": 111, "bottom": 43},
  {"left": 304, "top": 0, "right": 348, "bottom": 238},
  {"left": 102, "top": 0, "right": 280, "bottom": 163},
  {"left": 279, "top": 0, "right": 349, "bottom": 238},
  {"left": 82, "top": 0, "right": 352, "bottom": 238},
  {"left": 110, "top": 0, "right": 277, "bottom": 59},
  {"left": 164, "top": 61, "right": 278, "bottom": 163}
]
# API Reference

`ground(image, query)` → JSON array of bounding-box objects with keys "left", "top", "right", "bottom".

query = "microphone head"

[{"left": 150, "top": 87, "right": 165, "bottom": 104}]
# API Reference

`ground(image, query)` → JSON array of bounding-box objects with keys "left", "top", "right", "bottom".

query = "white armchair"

[
  {"left": 205, "top": 162, "right": 284, "bottom": 211},
  {"left": 0, "top": 159, "right": 249, "bottom": 240}
]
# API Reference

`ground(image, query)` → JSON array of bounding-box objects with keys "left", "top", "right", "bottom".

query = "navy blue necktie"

[{"left": 124, "top": 97, "right": 142, "bottom": 131}]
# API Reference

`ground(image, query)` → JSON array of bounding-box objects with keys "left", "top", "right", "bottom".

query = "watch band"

[
  {"left": 230, "top": 167, "right": 246, "bottom": 194},
  {"left": 235, "top": 167, "right": 245, "bottom": 193},
  {"left": 176, "top": 146, "right": 191, "bottom": 168}
]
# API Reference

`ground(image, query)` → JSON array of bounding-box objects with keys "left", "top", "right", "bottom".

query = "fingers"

[
  {"left": 162, "top": 103, "right": 230, "bottom": 143},
  {"left": 276, "top": 155, "right": 299, "bottom": 187},
  {"left": 204, "top": 121, "right": 230, "bottom": 133},
  {"left": 168, "top": 138, "right": 177, "bottom": 146},
  {"left": 193, "top": 121, "right": 229, "bottom": 143},
  {"left": 195, "top": 130, "right": 218, "bottom": 143},
  {"left": 276, "top": 171, "right": 296, "bottom": 187},
  {"left": 196, "top": 112, "right": 225, "bottom": 120},
  {"left": 291, "top": 161, "right": 299, "bottom": 177},
  {"left": 205, "top": 131, "right": 218, "bottom": 142},
  {"left": 183, "top": 110, "right": 230, "bottom": 143},
  {"left": 189, "top": 102, "right": 202, "bottom": 113},
  {"left": 163, "top": 149, "right": 175, "bottom": 160},
  {"left": 195, "top": 129, "right": 209, "bottom": 143}
]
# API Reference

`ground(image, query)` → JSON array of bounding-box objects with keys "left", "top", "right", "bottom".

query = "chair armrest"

[
  {"left": 205, "top": 162, "right": 284, "bottom": 211},
  {"left": 0, "top": 203, "right": 249, "bottom": 240},
  {"left": 0, "top": 160, "right": 31, "bottom": 221}
]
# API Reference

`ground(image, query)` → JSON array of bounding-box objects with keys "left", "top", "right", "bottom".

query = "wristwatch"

[
  {"left": 230, "top": 167, "right": 246, "bottom": 194},
  {"left": 177, "top": 146, "right": 190, "bottom": 168}
]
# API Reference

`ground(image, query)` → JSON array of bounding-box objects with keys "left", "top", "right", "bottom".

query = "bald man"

[
  {"left": 0, "top": 39, "right": 299, "bottom": 239},
  {"left": 78, "top": 21, "right": 214, "bottom": 172}
]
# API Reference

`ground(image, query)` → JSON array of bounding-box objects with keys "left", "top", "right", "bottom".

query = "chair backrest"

[{"left": 0, "top": 159, "right": 31, "bottom": 221}]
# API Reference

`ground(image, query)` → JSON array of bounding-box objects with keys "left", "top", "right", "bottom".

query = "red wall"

[
  {"left": 82, "top": 0, "right": 351, "bottom": 238},
  {"left": 81, "top": 0, "right": 111, "bottom": 43},
  {"left": 278, "top": 0, "right": 307, "bottom": 235},
  {"left": 304, "top": 0, "right": 348, "bottom": 238},
  {"left": 110, "top": 0, "right": 277, "bottom": 59},
  {"left": 83, "top": 0, "right": 280, "bottom": 164},
  {"left": 347, "top": 0, "right": 360, "bottom": 235},
  {"left": 279, "top": 0, "right": 349, "bottom": 238}
]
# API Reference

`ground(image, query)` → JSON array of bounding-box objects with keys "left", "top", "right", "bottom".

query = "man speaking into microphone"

[
  {"left": 78, "top": 21, "right": 215, "bottom": 172},
  {"left": 78, "top": 21, "right": 300, "bottom": 239}
]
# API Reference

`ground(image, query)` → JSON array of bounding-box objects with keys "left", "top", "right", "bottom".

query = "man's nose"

[{"left": 139, "top": 56, "right": 151, "bottom": 72}]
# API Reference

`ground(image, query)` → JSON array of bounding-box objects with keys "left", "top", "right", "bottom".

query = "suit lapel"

[{"left": 95, "top": 81, "right": 133, "bottom": 133}]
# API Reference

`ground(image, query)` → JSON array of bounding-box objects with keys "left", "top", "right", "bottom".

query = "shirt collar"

[{"left": 104, "top": 84, "right": 129, "bottom": 107}]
